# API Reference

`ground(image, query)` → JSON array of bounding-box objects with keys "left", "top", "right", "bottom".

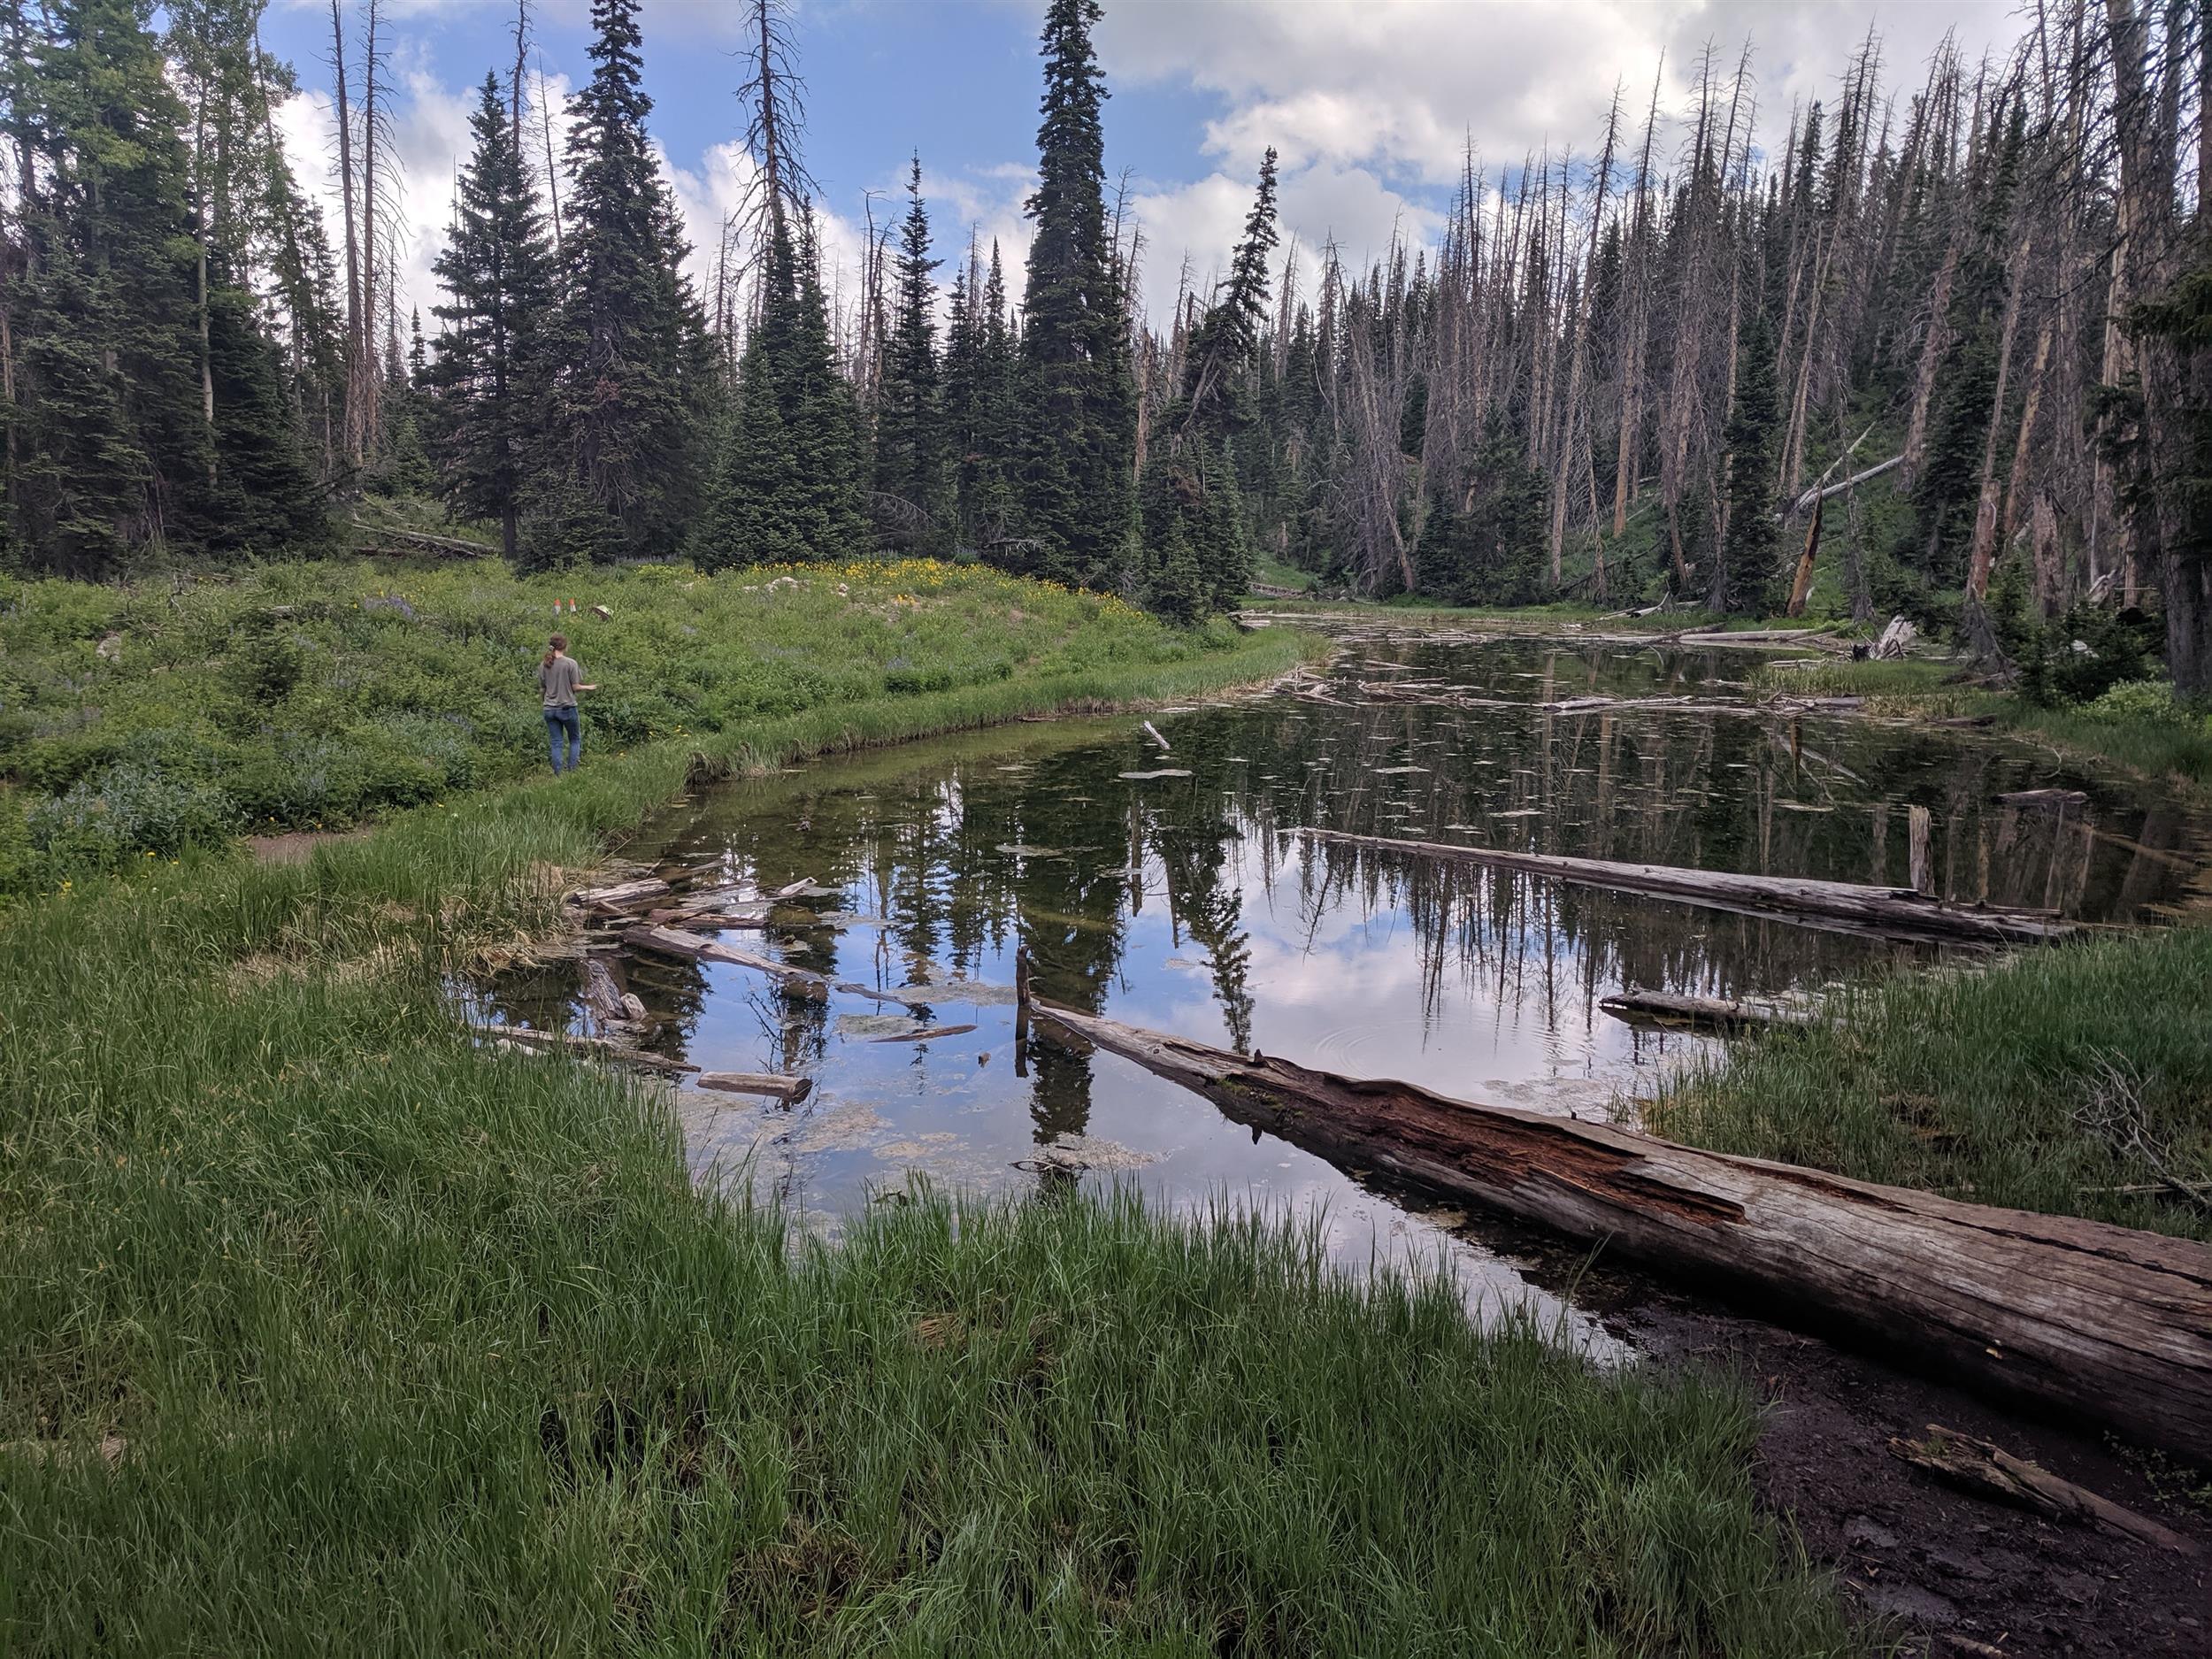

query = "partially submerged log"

[
  {"left": 1302, "top": 828, "right": 2073, "bottom": 946},
  {"left": 467, "top": 1021, "right": 697, "bottom": 1075},
  {"left": 1889, "top": 1425, "right": 2199, "bottom": 1554},
  {"left": 569, "top": 877, "right": 669, "bottom": 913},
  {"left": 1598, "top": 990, "right": 1815, "bottom": 1033},
  {"left": 867, "top": 1023, "right": 979, "bottom": 1043},
  {"left": 580, "top": 958, "right": 628, "bottom": 1022},
  {"left": 621, "top": 925, "right": 829, "bottom": 1000},
  {"left": 695, "top": 1071, "right": 812, "bottom": 1103},
  {"left": 1033, "top": 1001, "right": 2212, "bottom": 1464}
]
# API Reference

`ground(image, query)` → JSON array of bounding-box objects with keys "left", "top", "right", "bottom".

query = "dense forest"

[{"left": 2, "top": 0, "right": 2209, "bottom": 687}]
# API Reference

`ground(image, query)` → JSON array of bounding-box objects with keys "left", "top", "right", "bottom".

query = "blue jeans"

[{"left": 545, "top": 706, "right": 581, "bottom": 774}]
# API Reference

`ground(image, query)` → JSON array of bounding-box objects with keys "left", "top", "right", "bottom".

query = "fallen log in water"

[
  {"left": 621, "top": 924, "right": 829, "bottom": 1000},
  {"left": 568, "top": 877, "right": 670, "bottom": 913},
  {"left": 1302, "top": 828, "right": 2074, "bottom": 946},
  {"left": 695, "top": 1071, "right": 812, "bottom": 1103},
  {"left": 467, "top": 1020, "right": 697, "bottom": 1075},
  {"left": 1598, "top": 990, "right": 1815, "bottom": 1033},
  {"left": 1031, "top": 1001, "right": 2212, "bottom": 1463}
]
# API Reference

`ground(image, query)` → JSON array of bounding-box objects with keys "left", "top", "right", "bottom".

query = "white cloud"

[{"left": 1097, "top": 0, "right": 2035, "bottom": 324}]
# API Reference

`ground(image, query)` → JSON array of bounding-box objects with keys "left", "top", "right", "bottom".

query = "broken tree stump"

[
  {"left": 1302, "top": 828, "right": 2072, "bottom": 947},
  {"left": 1031, "top": 1000, "right": 2212, "bottom": 1464}
]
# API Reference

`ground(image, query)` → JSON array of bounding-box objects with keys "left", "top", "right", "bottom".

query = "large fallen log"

[
  {"left": 1598, "top": 989, "right": 1814, "bottom": 1033},
  {"left": 1302, "top": 828, "right": 2073, "bottom": 946},
  {"left": 621, "top": 924, "right": 829, "bottom": 1000},
  {"left": 1032, "top": 1001, "right": 2212, "bottom": 1463}
]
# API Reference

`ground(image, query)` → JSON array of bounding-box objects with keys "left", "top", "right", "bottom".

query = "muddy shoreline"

[{"left": 1437, "top": 1204, "right": 2210, "bottom": 1656}]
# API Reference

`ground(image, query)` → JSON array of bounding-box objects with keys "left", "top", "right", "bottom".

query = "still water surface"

[{"left": 476, "top": 634, "right": 2206, "bottom": 1331}]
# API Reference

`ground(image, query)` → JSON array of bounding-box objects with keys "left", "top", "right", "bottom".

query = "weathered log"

[
  {"left": 580, "top": 957, "right": 628, "bottom": 1022},
  {"left": 2000, "top": 787, "right": 2090, "bottom": 809},
  {"left": 466, "top": 1021, "right": 697, "bottom": 1074},
  {"left": 1888, "top": 1425, "right": 2198, "bottom": 1554},
  {"left": 349, "top": 516, "right": 494, "bottom": 557},
  {"left": 1033, "top": 1001, "right": 2212, "bottom": 1464},
  {"left": 1665, "top": 626, "right": 1845, "bottom": 647},
  {"left": 620, "top": 925, "right": 829, "bottom": 1000},
  {"left": 1141, "top": 720, "right": 1172, "bottom": 752},
  {"left": 569, "top": 877, "right": 669, "bottom": 912},
  {"left": 867, "top": 1023, "right": 979, "bottom": 1043},
  {"left": 1783, "top": 450, "right": 1906, "bottom": 518},
  {"left": 1301, "top": 828, "right": 2072, "bottom": 946},
  {"left": 695, "top": 1071, "right": 812, "bottom": 1102},
  {"left": 1598, "top": 990, "right": 1814, "bottom": 1033}
]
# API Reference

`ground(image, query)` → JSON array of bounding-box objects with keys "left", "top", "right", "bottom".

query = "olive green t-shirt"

[{"left": 539, "top": 655, "right": 584, "bottom": 710}]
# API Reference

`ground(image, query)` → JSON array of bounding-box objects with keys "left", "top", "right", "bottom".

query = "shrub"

[
  {"left": 26, "top": 762, "right": 235, "bottom": 869},
  {"left": 2084, "top": 679, "right": 2183, "bottom": 724}
]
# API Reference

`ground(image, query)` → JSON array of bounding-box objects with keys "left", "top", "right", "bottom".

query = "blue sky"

[{"left": 262, "top": 0, "right": 2032, "bottom": 328}]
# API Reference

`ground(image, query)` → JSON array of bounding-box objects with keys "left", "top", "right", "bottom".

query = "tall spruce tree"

[
  {"left": 1137, "top": 149, "right": 1279, "bottom": 612},
  {"left": 1714, "top": 305, "right": 1781, "bottom": 612},
  {"left": 531, "top": 0, "right": 706, "bottom": 564},
  {"left": 426, "top": 74, "right": 555, "bottom": 557},
  {"left": 5, "top": 0, "right": 318, "bottom": 572},
  {"left": 1012, "top": 0, "right": 1135, "bottom": 588},
  {"left": 691, "top": 0, "right": 865, "bottom": 568},
  {"left": 873, "top": 156, "right": 949, "bottom": 550}
]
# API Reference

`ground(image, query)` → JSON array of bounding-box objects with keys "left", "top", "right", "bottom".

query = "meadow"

[
  {"left": 0, "top": 585, "right": 1856, "bottom": 1653},
  {"left": 0, "top": 557, "right": 1240, "bottom": 891},
  {"left": 1654, "top": 925, "right": 2212, "bottom": 1243}
]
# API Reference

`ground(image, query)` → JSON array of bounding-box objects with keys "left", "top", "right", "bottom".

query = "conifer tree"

[
  {"left": 691, "top": 0, "right": 864, "bottom": 568},
  {"left": 426, "top": 73, "right": 555, "bottom": 557},
  {"left": 1714, "top": 305, "right": 1781, "bottom": 612},
  {"left": 5, "top": 0, "right": 317, "bottom": 572},
  {"left": 873, "top": 156, "right": 949, "bottom": 550},
  {"left": 1137, "top": 149, "right": 1279, "bottom": 612},
  {"left": 1012, "top": 0, "right": 1135, "bottom": 588},
  {"left": 531, "top": 0, "right": 706, "bottom": 564}
]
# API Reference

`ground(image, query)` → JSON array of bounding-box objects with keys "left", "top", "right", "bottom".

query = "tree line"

[{"left": 2, "top": 0, "right": 2208, "bottom": 685}]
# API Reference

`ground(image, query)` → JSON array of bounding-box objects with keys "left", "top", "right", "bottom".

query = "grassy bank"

[
  {"left": 1653, "top": 926, "right": 2212, "bottom": 1243},
  {"left": 0, "top": 557, "right": 1253, "bottom": 891},
  {"left": 0, "top": 614, "right": 1856, "bottom": 1651}
]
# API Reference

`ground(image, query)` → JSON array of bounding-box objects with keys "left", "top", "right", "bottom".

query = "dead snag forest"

[{"left": 2, "top": 0, "right": 2209, "bottom": 689}]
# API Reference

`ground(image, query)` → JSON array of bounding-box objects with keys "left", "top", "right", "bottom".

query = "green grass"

[
  {"left": 0, "top": 555, "right": 1242, "bottom": 890},
  {"left": 0, "top": 617, "right": 1853, "bottom": 1652},
  {"left": 1652, "top": 926, "right": 2212, "bottom": 1241},
  {"left": 1746, "top": 657, "right": 1958, "bottom": 698},
  {"left": 2001, "top": 698, "right": 2212, "bottom": 795}
]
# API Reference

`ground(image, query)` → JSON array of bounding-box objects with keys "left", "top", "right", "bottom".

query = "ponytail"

[{"left": 543, "top": 634, "right": 568, "bottom": 668}]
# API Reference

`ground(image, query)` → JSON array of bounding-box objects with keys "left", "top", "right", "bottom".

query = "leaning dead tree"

[{"left": 1035, "top": 1001, "right": 2212, "bottom": 1466}]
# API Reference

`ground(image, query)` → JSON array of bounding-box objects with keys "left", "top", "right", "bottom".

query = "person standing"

[{"left": 538, "top": 635, "right": 596, "bottom": 774}]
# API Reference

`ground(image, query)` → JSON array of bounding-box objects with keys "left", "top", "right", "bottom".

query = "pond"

[{"left": 471, "top": 630, "right": 2208, "bottom": 1331}]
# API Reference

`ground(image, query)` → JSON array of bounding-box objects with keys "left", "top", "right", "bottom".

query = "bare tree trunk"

[
  {"left": 1901, "top": 233, "right": 1961, "bottom": 486},
  {"left": 329, "top": 0, "right": 362, "bottom": 471},
  {"left": 1965, "top": 230, "right": 2033, "bottom": 613},
  {"left": 1549, "top": 93, "right": 1620, "bottom": 588}
]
